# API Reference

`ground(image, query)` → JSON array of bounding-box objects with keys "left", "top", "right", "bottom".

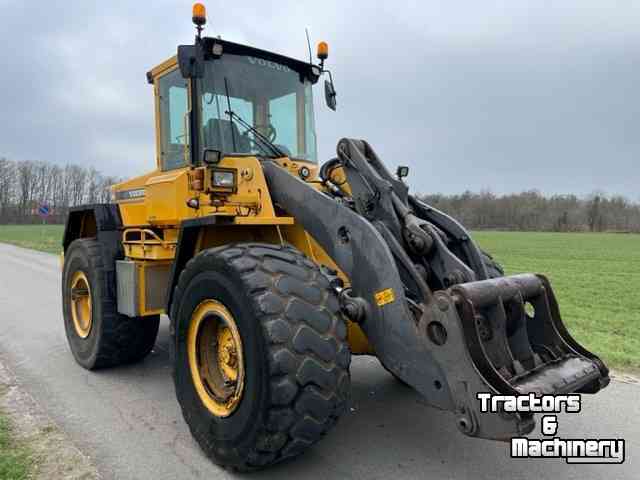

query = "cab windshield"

[{"left": 198, "top": 54, "right": 318, "bottom": 162}]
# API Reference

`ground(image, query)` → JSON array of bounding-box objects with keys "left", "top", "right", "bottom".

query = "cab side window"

[
  {"left": 269, "top": 92, "right": 297, "bottom": 155},
  {"left": 158, "top": 69, "right": 189, "bottom": 171}
]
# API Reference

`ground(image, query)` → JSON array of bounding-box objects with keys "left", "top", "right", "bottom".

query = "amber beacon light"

[
  {"left": 317, "top": 41, "right": 329, "bottom": 61},
  {"left": 192, "top": 3, "right": 207, "bottom": 27}
]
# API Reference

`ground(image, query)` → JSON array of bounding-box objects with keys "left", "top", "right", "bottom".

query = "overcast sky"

[{"left": 1, "top": 1, "right": 638, "bottom": 198}]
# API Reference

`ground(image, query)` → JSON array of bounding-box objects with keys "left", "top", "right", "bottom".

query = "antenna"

[{"left": 305, "top": 28, "right": 313, "bottom": 64}]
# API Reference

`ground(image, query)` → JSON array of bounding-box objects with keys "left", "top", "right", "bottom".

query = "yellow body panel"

[
  {"left": 148, "top": 55, "right": 178, "bottom": 80},
  {"left": 146, "top": 168, "right": 193, "bottom": 225},
  {"left": 114, "top": 156, "right": 292, "bottom": 228},
  {"left": 108, "top": 57, "right": 373, "bottom": 354}
]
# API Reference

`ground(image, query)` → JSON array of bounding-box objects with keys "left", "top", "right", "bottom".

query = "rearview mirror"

[
  {"left": 324, "top": 79, "right": 337, "bottom": 111},
  {"left": 177, "top": 44, "right": 204, "bottom": 79}
]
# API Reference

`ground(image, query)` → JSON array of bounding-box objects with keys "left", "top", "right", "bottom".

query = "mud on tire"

[
  {"left": 62, "top": 238, "right": 160, "bottom": 369},
  {"left": 170, "top": 243, "right": 351, "bottom": 471}
]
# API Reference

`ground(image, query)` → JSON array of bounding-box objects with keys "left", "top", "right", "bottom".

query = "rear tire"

[
  {"left": 170, "top": 243, "right": 350, "bottom": 471},
  {"left": 62, "top": 238, "right": 160, "bottom": 370}
]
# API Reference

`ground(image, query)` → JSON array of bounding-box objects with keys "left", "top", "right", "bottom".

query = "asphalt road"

[{"left": 0, "top": 242, "right": 637, "bottom": 479}]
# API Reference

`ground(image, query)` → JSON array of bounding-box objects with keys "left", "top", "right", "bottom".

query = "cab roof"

[{"left": 147, "top": 37, "right": 319, "bottom": 84}]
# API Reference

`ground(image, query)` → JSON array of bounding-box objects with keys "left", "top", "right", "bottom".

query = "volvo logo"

[
  {"left": 247, "top": 56, "right": 291, "bottom": 73},
  {"left": 115, "top": 188, "right": 146, "bottom": 201}
]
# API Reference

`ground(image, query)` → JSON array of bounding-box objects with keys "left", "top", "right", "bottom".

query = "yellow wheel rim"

[
  {"left": 187, "top": 299, "right": 245, "bottom": 417},
  {"left": 70, "top": 271, "right": 92, "bottom": 338}
]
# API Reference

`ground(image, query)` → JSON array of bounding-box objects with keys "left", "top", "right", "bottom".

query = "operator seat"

[{"left": 203, "top": 119, "right": 250, "bottom": 153}]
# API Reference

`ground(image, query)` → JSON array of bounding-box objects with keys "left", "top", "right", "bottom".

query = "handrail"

[{"left": 122, "top": 228, "right": 176, "bottom": 248}]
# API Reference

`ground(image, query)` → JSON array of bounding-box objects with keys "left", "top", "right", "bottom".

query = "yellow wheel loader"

[{"left": 61, "top": 3, "right": 609, "bottom": 471}]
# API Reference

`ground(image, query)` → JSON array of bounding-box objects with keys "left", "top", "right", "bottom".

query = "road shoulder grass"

[
  {"left": 0, "top": 414, "right": 31, "bottom": 480},
  {"left": 0, "top": 225, "right": 64, "bottom": 254},
  {"left": 0, "top": 360, "right": 98, "bottom": 480}
]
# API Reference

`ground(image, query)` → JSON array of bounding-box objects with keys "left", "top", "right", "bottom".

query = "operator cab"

[
  {"left": 113, "top": 3, "right": 337, "bottom": 227},
  {"left": 150, "top": 24, "right": 334, "bottom": 174}
]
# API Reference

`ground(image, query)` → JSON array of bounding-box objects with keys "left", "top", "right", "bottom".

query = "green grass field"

[
  {"left": 0, "top": 224, "right": 63, "bottom": 254},
  {"left": 0, "top": 225, "right": 638, "bottom": 372},
  {"left": 474, "top": 231, "right": 640, "bottom": 373},
  {"left": 0, "top": 415, "right": 31, "bottom": 480}
]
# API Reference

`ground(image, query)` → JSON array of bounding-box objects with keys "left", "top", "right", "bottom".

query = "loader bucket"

[
  {"left": 417, "top": 273, "right": 610, "bottom": 440},
  {"left": 451, "top": 274, "right": 608, "bottom": 397}
]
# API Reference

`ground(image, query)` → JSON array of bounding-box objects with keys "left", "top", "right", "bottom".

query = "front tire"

[
  {"left": 62, "top": 238, "right": 160, "bottom": 369},
  {"left": 170, "top": 243, "right": 350, "bottom": 471}
]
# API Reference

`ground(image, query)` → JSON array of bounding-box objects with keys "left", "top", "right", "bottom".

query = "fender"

[
  {"left": 62, "top": 204, "right": 124, "bottom": 301},
  {"left": 63, "top": 204, "right": 122, "bottom": 251},
  {"left": 164, "top": 216, "right": 228, "bottom": 314},
  {"left": 63, "top": 203, "right": 123, "bottom": 265}
]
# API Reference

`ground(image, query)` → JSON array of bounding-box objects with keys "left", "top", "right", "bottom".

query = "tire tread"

[
  {"left": 64, "top": 238, "right": 159, "bottom": 369},
  {"left": 170, "top": 243, "right": 350, "bottom": 471}
]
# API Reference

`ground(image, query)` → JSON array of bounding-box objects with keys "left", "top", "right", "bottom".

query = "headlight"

[
  {"left": 298, "top": 166, "right": 311, "bottom": 180},
  {"left": 210, "top": 168, "right": 237, "bottom": 193},
  {"left": 213, "top": 171, "right": 235, "bottom": 187}
]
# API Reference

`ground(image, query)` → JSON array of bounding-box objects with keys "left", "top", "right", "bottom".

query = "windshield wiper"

[
  {"left": 223, "top": 77, "right": 286, "bottom": 159},
  {"left": 226, "top": 110, "right": 286, "bottom": 158}
]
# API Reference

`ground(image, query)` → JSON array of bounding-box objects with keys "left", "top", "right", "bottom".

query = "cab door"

[{"left": 146, "top": 66, "right": 195, "bottom": 225}]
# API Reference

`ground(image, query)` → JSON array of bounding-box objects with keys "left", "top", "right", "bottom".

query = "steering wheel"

[{"left": 256, "top": 123, "right": 277, "bottom": 142}]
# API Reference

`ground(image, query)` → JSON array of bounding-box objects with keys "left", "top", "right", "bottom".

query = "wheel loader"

[{"left": 61, "top": 3, "right": 609, "bottom": 471}]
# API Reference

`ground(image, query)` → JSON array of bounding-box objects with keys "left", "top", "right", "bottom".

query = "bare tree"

[
  {"left": 419, "top": 190, "right": 640, "bottom": 233},
  {"left": 1, "top": 156, "right": 639, "bottom": 231},
  {"left": 0, "top": 158, "right": 16, "bottom": 221},
  {"left": 16, "top": 161, "right": 38, "bottom": 220}
]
